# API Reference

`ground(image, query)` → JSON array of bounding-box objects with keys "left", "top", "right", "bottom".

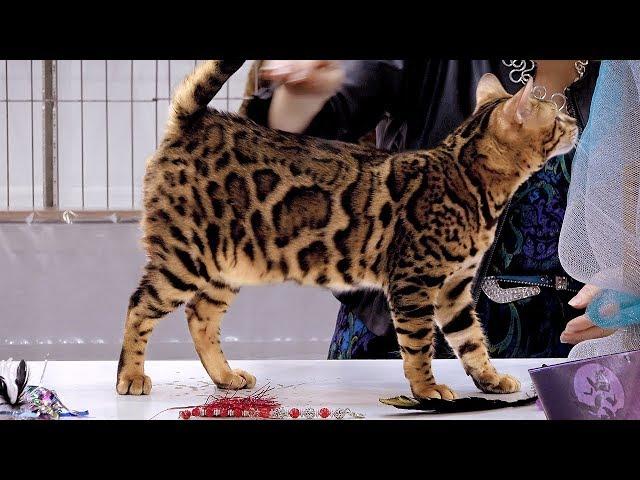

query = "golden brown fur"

[{"left": 116, "top": 61, "right": 577, "bottom": 399}]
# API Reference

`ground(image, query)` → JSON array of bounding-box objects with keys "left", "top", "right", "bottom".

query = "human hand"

[
  {"left": 260, "top": 60, "right": 344, "bottom": 98},
  {"left": 561, "top": 284, "right": 616, "bottom": 344}
]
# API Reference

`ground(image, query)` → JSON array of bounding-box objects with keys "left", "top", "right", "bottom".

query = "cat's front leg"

[
  {"left": 387, "top": 282, "right": 457, "bottom": 400},
  {"left": 435, "top": 273, "right": 520, "bottom": 394}
]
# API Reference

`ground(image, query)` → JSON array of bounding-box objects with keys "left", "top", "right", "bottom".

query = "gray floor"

[{"left": 0, "top": 223, "right": 341, "bottom": 361}]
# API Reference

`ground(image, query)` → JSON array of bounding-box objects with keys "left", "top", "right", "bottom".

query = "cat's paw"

[
  {"left": 474, "top": 372, "right": 521, "bottom": 394},
  {"left": 412, "top": 383, "right": 458, "bottom": 400},
  {"left": 216, "top": 369, "right": 256, "bottom": 390},
  {"left": 117, "top": 374, "right": 152, "bottom": 395}
]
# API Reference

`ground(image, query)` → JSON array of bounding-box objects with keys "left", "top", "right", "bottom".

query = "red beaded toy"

[{"left": 176, "top": 384, "right": 365, "bottom": 420}]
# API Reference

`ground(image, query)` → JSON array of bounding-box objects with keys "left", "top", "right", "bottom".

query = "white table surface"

[{"left": 27, "top": 359, "right": 564, "bottom": 420}]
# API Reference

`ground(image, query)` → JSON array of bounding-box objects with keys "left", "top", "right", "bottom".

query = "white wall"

[{"left": 0, "top": 223, "right": 340, "bottom": 361}]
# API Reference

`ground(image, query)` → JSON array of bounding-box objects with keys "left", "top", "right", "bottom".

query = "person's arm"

[
  {"left": 260, "top": 60, "right": 343, "bottom": 133},
  {"left": 244, "top": 60, "right": 404, "bottom": 143}
]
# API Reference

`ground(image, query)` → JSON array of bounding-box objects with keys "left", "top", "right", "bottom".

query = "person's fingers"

[
  {"left": 568, "top": 284, "right": 601, "bottom": 308},
  {"left": 287, "top": 63, "right": 344, "bottom": 94},
  {"left": 560, "top": 325, "right": 615, "bottom": 344},
  {"left": 259, "top": 68, "right": 289, "bottom": 82},
  {"left": 317, "top": 64, "right": 345, "bottom": 88},
  {"left": 260, "top": 60, "right": 306, "bottom": 82},
  {"left": 284, "top": 60, "right": 337, "bottom": 84},
  {"left": 285, "top": 65, "right": 316, "bottom": 84},
  {"left": 261, "top": 60, "right": 343, "bottom": 96},
  {"left": 260, "top": 60, "right": 286, "bottom": 70},
  {"left": 563, "top": 315, "right": 595, "bottom": 333},
  {"left": 312, "top": 60, "right": 332, "bottom": 68},
  {"left": 260, "top": 60, "right": 291, "bottom": 74}
]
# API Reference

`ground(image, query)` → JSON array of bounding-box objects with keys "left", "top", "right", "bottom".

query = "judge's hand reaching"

[
  {"left": 561, "top": 284, "right": 616, "bottom": 344},
  {"left": 259, "top": 60, "right": 344, "bottom": 99}
]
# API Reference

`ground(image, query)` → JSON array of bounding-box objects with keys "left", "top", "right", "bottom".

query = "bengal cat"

[{"left": 116, "top": 60, "right": 578, "bottom": 400}]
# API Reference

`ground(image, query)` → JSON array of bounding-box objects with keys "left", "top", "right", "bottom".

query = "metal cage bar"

[
  {"left": 1, "top": 59, "right": 253, "bottom": 221},
  {"left": 43, "top": 60, "right": 57, "bottom": 208},
  {"left": 4, "top": 60, "right": 9, "bottom": 209}
]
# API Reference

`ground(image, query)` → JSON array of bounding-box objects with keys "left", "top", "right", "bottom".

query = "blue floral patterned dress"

[{"left": 474, "top": 154, "right": 578, "bottom": 358}]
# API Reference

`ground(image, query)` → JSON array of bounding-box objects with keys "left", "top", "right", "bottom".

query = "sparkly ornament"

[
  {"left": 481, "top": 277, "right": 541, "bottom": 304},
  {"left": 332, "top": 408, "right": 346, "bottom": 419},
  {"left": 270, "top": 407, "right": 287, "bottom": 419},
  {"left": 0, "top": 359, "right": 88, "bottom": 420},
  {"left": 302, "top": 407, "right": 316, "bottom": 419},
  {"left": 271, "top": 406, "right": 364, "bottom": 420}
]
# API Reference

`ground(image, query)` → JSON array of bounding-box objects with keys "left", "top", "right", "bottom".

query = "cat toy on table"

[
  {"left": 379, "top": 382, "right": 539, "bottom": 414},
  {"left": 0, "top": 358, "right": 88, "bottom": 420},
  {"left": 149, "top": 384, "right": 366, "bottom": 420},
  {"left": 379, "top": 393, "right": 538, "bottom": 414}
]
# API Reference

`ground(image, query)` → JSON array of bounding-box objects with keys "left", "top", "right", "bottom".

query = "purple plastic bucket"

[{"left": 529, "top": 349, "right": 640, "bottom": 420}]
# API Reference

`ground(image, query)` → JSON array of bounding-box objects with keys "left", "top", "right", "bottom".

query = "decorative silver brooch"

[{"left": 481, "top": 277, "right": 541, "bottom": 304}]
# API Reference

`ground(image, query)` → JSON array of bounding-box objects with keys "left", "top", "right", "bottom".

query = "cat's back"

[{"left": 202, "top": 109, "right": 391, "bottom": 187}]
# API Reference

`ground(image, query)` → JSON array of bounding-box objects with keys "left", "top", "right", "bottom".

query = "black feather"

[
  {"left": 0, "top": 376, "right": 9, "bottom": 405},
  {"left": 380, "top": 394, "right": 538, "bottom": 413},
  {"left": 15, "top": 359, "right": 29, "bottom": 404},
  {"left": 0, "top": 359, "right": 29, "bottom": 406}
]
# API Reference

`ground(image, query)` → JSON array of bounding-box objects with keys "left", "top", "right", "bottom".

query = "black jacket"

[{"left": 245, "top": 60, "right": 600, "bottom": 343}]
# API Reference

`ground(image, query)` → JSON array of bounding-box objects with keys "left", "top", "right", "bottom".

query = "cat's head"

[{"left": 472, "top": 73, "right": 578, "bottom": 171}]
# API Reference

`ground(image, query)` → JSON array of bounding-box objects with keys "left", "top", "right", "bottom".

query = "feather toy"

[{"left": 0, "top": 358, "right": 29, "bottom": 407}]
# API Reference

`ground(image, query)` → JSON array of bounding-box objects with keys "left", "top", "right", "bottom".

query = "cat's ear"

[
  {"left": 474, "top": 73, "right": 508, "bottom": 113},
  {"left": 503, "top": 78, "right": 535, "bottom": 125}
]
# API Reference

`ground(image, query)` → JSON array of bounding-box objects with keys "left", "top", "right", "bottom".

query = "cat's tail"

[{"left": 169, "top": 59, "right": 245, "bottom": 126}]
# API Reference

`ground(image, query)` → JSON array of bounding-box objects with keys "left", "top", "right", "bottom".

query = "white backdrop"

[{"left": 0, "top": 223, "right": 340, "bottom": 361}]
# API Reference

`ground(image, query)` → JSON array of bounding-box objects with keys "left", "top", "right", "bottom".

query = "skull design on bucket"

[{"left": 573, "top": 363, "right": 625, "bottom": 419}]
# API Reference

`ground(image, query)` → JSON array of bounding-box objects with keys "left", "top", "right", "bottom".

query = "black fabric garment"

[{"left": 244, "top": 60, "right": 601, "bottom": 357}]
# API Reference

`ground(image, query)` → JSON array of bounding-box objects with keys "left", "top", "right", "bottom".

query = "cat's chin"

[
  {"left": 549, "top": 137, "right": 579, "bottom": 158},
  {"left": 549, "top": 145, "right": 575, "bottom": 158}
]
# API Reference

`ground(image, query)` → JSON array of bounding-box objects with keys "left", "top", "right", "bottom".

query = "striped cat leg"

[
  {"left": 186, "top": 281, "right": 256, "bottom": 390},
  {"left": 116, "top": 263, "right": 195, "bottom": 395},
  {"left": 436, "top": 274, "right": 520, "bottom": 394},
  {"left": 387, "top": 283, "right": 456, "bottom": 400}
]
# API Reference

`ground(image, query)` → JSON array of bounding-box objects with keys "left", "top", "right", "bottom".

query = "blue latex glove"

[
  {"left": 561, "top": 285, "right": 640, "bottom": 344},
  {"left": 587, "top": 289, "right": 640, "bottom": 329}
]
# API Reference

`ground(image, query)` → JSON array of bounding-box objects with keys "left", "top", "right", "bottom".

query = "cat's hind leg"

[
  {"left": 186, "top": 280, "right": 256, "bottom": 390},
  {"left": 117, "top": 263, "right": 198, "bottom": 395},
  {"left": 387, "top": 280, "right": 456, "bottom": 400},
  {"left": 435, "top": 272, "right": 520, "bottom": 394}
]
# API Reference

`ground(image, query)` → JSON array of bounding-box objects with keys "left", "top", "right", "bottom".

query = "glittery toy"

[{"left": 0, "top": 359, "right": 88, "bottom": 420}]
